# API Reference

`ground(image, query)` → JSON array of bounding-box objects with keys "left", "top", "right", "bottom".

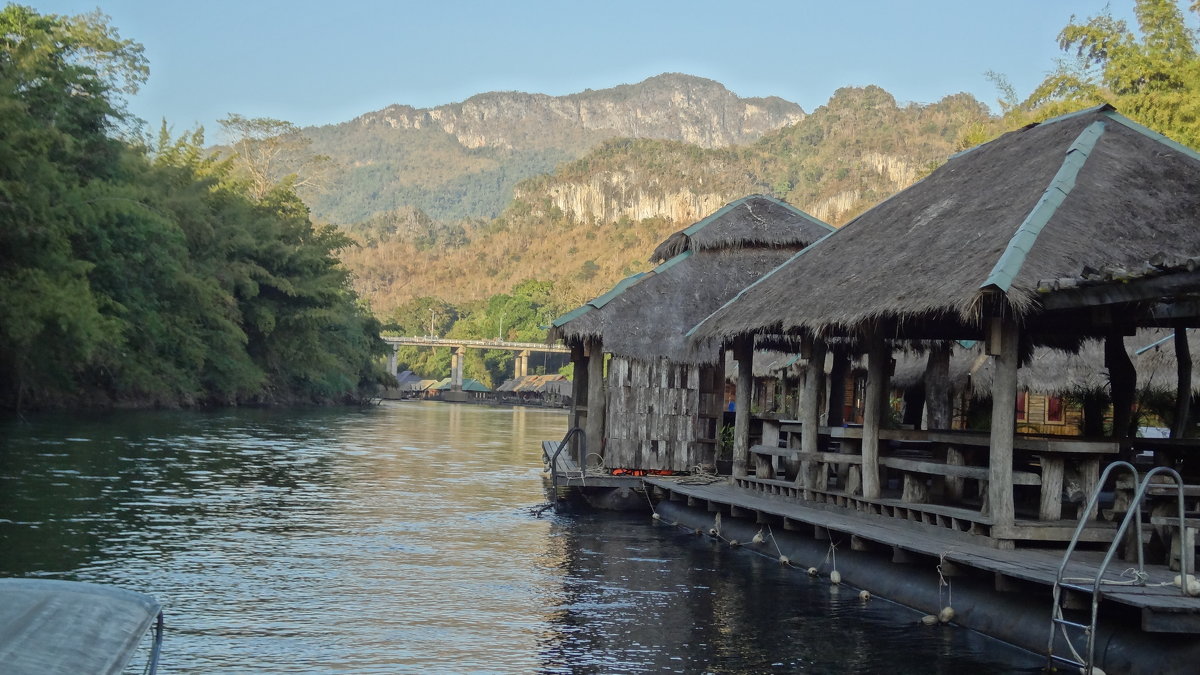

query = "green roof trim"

[
  {"left": 550, "top": 271, "right": 650, "bottom": 327},
  {"left": 682, "top": 201, "right": 738, "bottom": 236},
  {"left": 589, "top": 270, "right": 654, "bottom": 309},
  {"left": 681, "top": 195, "right": 836, "bottom": 238},
  {"left": 947, "top": 104, "right": 1113, "bottom": 163},
  {"left": 761, "top": 194, "right": 837, "bottom": 233},
  {"left": 980, "top": 120, "right": 1107, "bottom": 293},
  {"left": 551, "top": 304, "right": 593, "bottom": 328},
  {"left": 1101, "top": 109, "right": 1200, "bottom": 164}
]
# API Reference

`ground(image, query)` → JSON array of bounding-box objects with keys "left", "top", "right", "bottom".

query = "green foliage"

[
  {"left": 1008, "top": 0, "right": 1200, "bottom": 148},
  {"left": 0, "top": 6, "right": 384, "bottom": 410}
]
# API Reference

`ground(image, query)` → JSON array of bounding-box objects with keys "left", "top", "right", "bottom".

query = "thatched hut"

[
  {"left": 550, "top": 195, "right": 833, "bottom": 472},
  {"left": 691, "top": 105, "right": 1200, "bottom": 536}
]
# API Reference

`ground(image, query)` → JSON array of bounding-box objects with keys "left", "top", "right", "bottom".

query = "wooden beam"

[
  {"left": 733, "top": 337, "right": 753, "bottom": 478},
  {"left": 1040, "top": 269, "right": 1200, "bottom": 311},
  {"left": 862, "top": 331, "right": 888, "bottom": 499},
  {"left": 988, "top": 317, "right": 1018, "bottom": 529}
]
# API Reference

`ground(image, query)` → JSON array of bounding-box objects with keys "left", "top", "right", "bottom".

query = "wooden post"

[
  {"left": 1106, "top": 331, "right": 1136, "bottom": 439},
  {"left": 570, "top": 343, "right": 589, "bottom": 461},
  {"left": 862, "top": 332, "right": 887, "bottom": 499},
  {"left": 799, "top": 337, "right": 827, "bottom": 494},
  {"left": 925, "top": 343, "right": 961, "bottom": 499},
  {"left": 1038, "top": 455, "right": 1064, "bottom": 521},
  {"left": 1174, "top": 328, "right": 1192, "bottom": 439},
  {"left": 585, "top": 338, "right": 606, "bottom": 467},
  {"left": 733, "top": 337, "right": 753, "bottom": 478},
  {"left": 988, "top": 317, "right": 1019, "bottom": 529}
]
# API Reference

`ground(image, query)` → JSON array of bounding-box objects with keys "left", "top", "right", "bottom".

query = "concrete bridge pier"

[
  {"left": 452, "top": 346, "right": 466, "bottom": 390},
  {"left": 387, "top": 344, "right": 398, "bottom": 376},
  {"left": 515, "top": 350, "right": 530, "bottom": 378}
]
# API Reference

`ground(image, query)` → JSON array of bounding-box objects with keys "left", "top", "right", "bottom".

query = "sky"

[{"left": 29, "top": 0, "right": 1146, "bottom": 143}]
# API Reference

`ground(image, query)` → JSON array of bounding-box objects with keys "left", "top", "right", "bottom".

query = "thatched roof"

[
  {"left": 496, "top": 374, "right": 571, "bottom": 394},
  {"left": 691, "top": 105, "right": 1200, "bottom": 343},
  {"left": 549, "top": 195, "right": 834, "bottom": 364},
  {"left": 889, "top": 330, "right": 1200, "bottom": 398}
]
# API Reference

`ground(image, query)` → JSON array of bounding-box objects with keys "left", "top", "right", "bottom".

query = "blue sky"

[{"left": 30, "top": 1, "right": 1148, "bottom": 142}]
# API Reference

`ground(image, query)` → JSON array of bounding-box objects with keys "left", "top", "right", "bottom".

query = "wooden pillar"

[
  {"left": 827, "top": 347, "right": 849, "bottom": 427},
  {"left": 733, "top": 337, "right": 754, "bottom": 478},
  {"left": 925, "top": 343, "right": 962, "bottom": 500},
  {"left": 1106, "top": 331, "right": 1136, "bottom": 439},
  {"left": 988, "top": 317, "right": 1019, "bottom": 529},
  {"left": 799, "top": 337, "right": 827, "bottom": 493},
  {"left": 924, "top": 343, "right": 953, "bottom": 429},
  {"left": 569, "top": 343, "right": 589, "bottom": 459},
  {"left": 584, "top": 338, "right": 606, "bottom": 465},
  {"left": 862, "top": 332, "right": 888, "bottom": 499},
  {"left": 1174, "top": 328, "right": 1192, "bottom": 439}
]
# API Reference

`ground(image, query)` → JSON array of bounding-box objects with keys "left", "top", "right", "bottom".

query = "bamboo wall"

[{"left": 604, "top": 356, "right": 723, "bottom": 472}]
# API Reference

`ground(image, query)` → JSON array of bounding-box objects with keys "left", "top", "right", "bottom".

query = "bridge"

[{"left": 382, "top": 336, "right": 569, "bottom": 388}]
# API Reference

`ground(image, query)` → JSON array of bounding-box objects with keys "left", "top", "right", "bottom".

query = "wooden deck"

[
  {"left": 644, "top": 475, "right": 1200, "bottom": 633},
  {"left": 541, "top": 440, "right": 643, "bottom": 488}
]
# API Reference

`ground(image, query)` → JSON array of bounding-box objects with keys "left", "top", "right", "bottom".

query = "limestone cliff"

[{"left": 353, "top": 73, "right": 804, "bottom": 152}]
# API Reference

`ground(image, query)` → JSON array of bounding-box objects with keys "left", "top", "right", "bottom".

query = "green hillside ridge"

[
  {"left": 299, "top": 73, "right": 805, "bottom": 225},
  {"left": 340, "top": 85, "right": 1002, "bottom": 316}
]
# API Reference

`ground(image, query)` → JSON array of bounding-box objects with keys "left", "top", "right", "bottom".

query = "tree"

[
  {"left": 1014, "top": 0, "right": 1200, "bottom": 147},
  {"left": 219, "top": 113, "right": 332, "bottom": 201}
]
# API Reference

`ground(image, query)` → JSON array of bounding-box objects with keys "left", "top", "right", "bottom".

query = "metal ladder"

[
  {"left": 1047, "top": 461, "right": 1192, "bottom": 673},
  {"left": 543, "top": 427, "right": 586, "bottom": 509}
]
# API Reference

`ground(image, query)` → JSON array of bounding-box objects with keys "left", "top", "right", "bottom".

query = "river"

[{"left": 0, "top": 401, "right": 1043, "bottom": 673}]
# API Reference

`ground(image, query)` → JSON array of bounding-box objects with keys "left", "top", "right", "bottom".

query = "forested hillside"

[
  {"left": 300, "top": 73, "right": 805, "bottom": 225},
  {"left": 0, "top": 6, "right": 385, "bottom": 411},
  {"left": 341, "top": 86, "right": 1001, "bottom": 314}
]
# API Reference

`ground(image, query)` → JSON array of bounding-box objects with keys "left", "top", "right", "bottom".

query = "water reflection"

[
  {"left": 0, "top": 403, "right": 1040, "bottom": 673},
  {"left": 539, "top": 512, "right": 1043, "bottom": 673}
]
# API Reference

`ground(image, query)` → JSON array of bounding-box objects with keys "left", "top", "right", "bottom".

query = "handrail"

[
  {"left": 1048, "top": 462, "right": 1192, "bottom": 673},
  {"left": 544, "top": 427, "right": 587, "bottom": 498}
]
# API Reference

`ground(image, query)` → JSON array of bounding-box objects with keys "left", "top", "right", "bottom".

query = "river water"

[{"left": 0, "top": 402, "right": 1043, "bottom": 673}]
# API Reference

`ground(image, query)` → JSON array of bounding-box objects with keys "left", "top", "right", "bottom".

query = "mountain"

[
  {"left": 300, "top": 73, "right": 805, "bottom": 224},
  {"left": 336, "top": 85, "right": 1001, "bottom": 317}
]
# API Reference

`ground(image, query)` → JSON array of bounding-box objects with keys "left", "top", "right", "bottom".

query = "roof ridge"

[
  {"left": 1100, "top": 109, "right": 1200, "bottom": 164},
  {"left": 979, "top": 119, "right": 1107, "bottom": 294}
]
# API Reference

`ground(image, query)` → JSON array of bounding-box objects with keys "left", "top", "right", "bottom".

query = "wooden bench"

[{"left": 749, "top": 444, "right": 796, "bottom": 479}]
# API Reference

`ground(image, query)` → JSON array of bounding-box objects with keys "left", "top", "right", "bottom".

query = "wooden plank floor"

[{"left": 644, "top": 476, "right": 1200, "bottom": 622}]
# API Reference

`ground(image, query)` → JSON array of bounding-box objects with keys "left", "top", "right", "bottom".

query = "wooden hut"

[
  {"left": 690, "top": 104, "right": 1200, "bottom": 544},
  {"left": 550, "top": 195, "right": 834, "bottom": 473}
]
